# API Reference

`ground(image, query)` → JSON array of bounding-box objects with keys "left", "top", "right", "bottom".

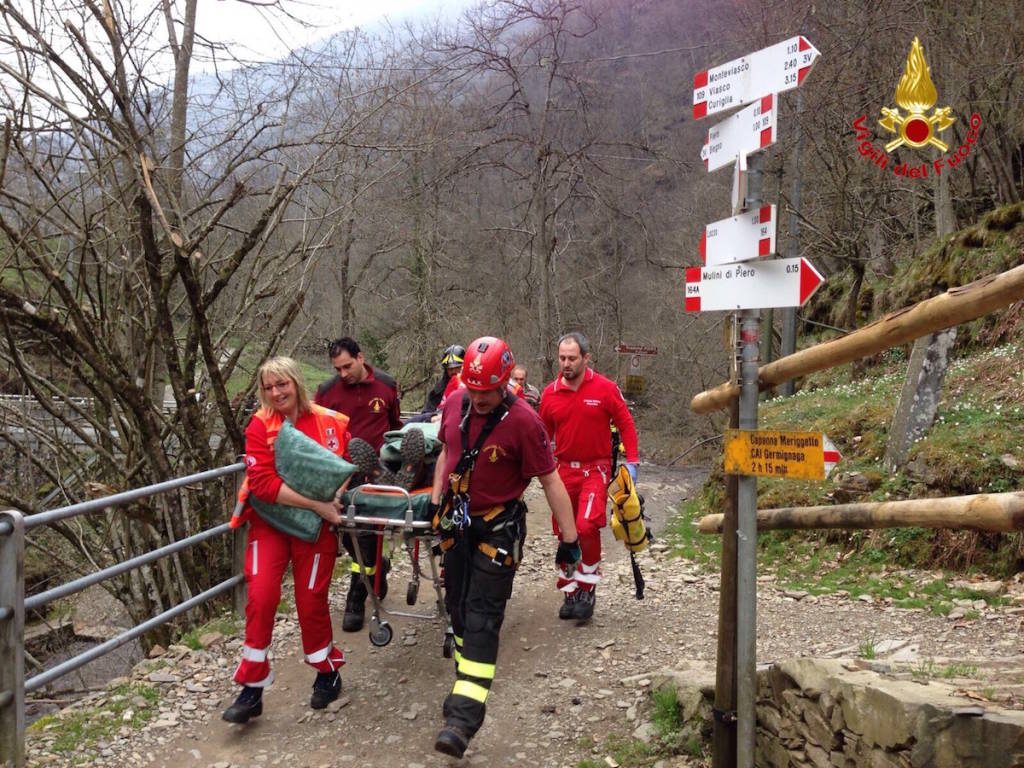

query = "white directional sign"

[
  {"left": 701, "top": 205, "right": 777, "bottom": 267},
  {"left": 684, "top": 257, "right": 824, "bottom": 312},
  {"left": 700, "top": 95, "right": 776, "bottom": 172},
  {"left": 693, "top": 36, "right": 820, "bottom": 119}
]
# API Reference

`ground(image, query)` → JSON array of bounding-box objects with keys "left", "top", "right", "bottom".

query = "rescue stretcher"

[{"left": 337, "top": 484, "right": 455, "bottom": 656}]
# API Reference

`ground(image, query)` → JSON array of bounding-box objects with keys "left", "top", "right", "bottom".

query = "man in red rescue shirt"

[
  {"left": 539, "top": 331, "right": 639, "bottom": 622},
  {"left": 315, "top": 336, "right": 402, "bottom": 631}
]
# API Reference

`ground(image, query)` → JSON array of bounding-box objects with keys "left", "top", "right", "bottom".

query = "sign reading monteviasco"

[{"left": 692, "top": 36, "right": 820, "bottom": 120}]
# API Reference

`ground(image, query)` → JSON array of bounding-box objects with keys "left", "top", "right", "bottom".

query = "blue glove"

[{"left": 626, "top": 463, "right": 638, "bottom": 484}]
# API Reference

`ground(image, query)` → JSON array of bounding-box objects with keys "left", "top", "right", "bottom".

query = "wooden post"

[
  {"left": 697, "top": 491, "right": 1024, "bottom": 534},
  {"left": 713, "top": 398, "right": 739, "bottom": 768},
  {"left": 691, "top": 263, "right": 1024, "bottom": 414}
]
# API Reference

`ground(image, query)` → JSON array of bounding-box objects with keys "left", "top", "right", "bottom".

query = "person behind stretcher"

[
  {"left": 428, "top": 336, "right": 582, "bottom": 759},
  {"left": 315, "top": 336, "right": 404, "bottom": 632},
  {"left": 224, "top": 356, "right": 352, "bottom": 724}
]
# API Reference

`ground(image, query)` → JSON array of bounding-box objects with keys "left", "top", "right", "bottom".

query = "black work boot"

[
  {"left": 558, "top": 591, "right": 577, "bottom": 620},
  {"left": 349, "top": 437, "right": 397, "bottom": 485},
  {"left": 342, "top": 575, "right": 367, "bottom": 632},
  {"left": 222, "top": 685, "right": 263, "bottom": 723},
  {"left": 310, "top": 670, "right": 341, "bottom": 709},
  {"left": 573, "top": 589, "right": 596, "bottom": 622},
  {"left": 434, "top": 723, "right": 471, "bottom": 758},
  {"left": 393, "top": 428, "right": 426, "bottom": 489}
]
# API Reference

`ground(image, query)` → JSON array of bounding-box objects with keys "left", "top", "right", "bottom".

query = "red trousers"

[
  {"left": 552, "top": 461, "right": 609, "bottom": 594},
  {"left": 233, "top": 514, "right": 345, "bottom": 686}
]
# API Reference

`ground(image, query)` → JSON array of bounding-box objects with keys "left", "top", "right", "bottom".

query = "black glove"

[
  {"left": 428, "top": 500, "right": 441, "bottom": 531},
  {"left": 555, "top": 537, "right": 582, "bottom": 572}
]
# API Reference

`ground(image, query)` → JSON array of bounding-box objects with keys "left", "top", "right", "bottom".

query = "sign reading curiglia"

[{"left": 724, "top": 429, "right": 841, "bottom": 480}]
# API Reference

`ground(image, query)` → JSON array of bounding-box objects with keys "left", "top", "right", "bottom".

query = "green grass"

[
  {"left": 651, "top": 686, "right": 682, "bottom": 736},
  {"left": 574, "top": 686, "right": 710, "bottom": 768},
  {"left": 941, "top": 663, "right": 977, "bottom": 679},
  {"left": 857, "top": 634, "right": 877, "bottom": 660},
  {"left": 28, "top": 682, "right": 159, "bottom": 761},
  {"left": 177, "top": 613, "right": 242, "bottom": 650},
  {"left": 668, "top": 339, "right": 1024, "bottom": 605}
]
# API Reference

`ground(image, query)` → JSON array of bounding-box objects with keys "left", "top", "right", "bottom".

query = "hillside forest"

[{"left": 0, "top": 0, "right": 1021, "bottom": 628}]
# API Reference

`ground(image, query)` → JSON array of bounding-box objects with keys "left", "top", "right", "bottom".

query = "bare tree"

[{"left": 0, "top": 0, "right": 397, "bottom": 635}]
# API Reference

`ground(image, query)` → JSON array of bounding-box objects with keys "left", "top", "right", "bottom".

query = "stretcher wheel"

[
  {"left": 406, "top": 581, "right": 419, "bottom": 606},
  {"left": 442, "top": 632, "right": 455, "bottom": 659},
  {"left": 369, "top": 621, "right": 393, "bottom": 647}
]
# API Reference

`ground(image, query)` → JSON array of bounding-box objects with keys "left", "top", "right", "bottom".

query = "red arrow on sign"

[
  {"left": 693, "top": 36, "right": 820, "bottom": 120},
  {"left": 684, "top": 257, "right": 824, "bottom": 312}
]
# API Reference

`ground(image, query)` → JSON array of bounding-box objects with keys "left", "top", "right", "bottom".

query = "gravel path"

[{"left": 25, "top": 463, "right": 1024, "bottom": 767}]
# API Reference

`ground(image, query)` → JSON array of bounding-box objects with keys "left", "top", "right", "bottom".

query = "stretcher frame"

[{"left": 337, "top": 484, "right": 454, "bottom": 655}]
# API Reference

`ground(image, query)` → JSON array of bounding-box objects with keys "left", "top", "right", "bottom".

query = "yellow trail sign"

[{"left": 724, "top": 429, "right": 841, "bottom": 480}]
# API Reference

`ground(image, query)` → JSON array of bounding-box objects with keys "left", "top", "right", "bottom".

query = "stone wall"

[{"left": 652, "top": 658, "right": 1024, "bottom": 768}]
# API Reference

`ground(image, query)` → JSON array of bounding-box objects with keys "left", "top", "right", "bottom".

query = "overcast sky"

[{"left": 193, "top": 0, "right": 472, "bottom": 70}]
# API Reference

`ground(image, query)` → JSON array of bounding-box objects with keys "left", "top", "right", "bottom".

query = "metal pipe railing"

[
  {"left": 0, "top": 463, "right": 247, "bottom": 768},
  {"left": 25, "top": 523, "right": 231, "bottom": 611},
  {"left": 24, "top": 463, "right": 244, "bottom": 530},
  {"left": 26, "top": 575, "right": 243, "bottom": 692}
]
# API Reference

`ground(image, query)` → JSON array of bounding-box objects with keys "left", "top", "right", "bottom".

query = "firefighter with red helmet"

[{"left": 429, "top": 336, "right": 581, "bottom": 758}]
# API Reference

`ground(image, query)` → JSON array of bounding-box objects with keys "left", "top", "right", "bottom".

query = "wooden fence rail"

[
  {"left": 691, "top": 263, "right": 1024, "bottom": 414},
  {"left": 698, "top": 491, "right": 1024, "bottom": 534}
]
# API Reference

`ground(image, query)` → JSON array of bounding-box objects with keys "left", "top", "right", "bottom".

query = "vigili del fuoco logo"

[{"left": 852, "top": 37, "right": 981, "bottom": 179}]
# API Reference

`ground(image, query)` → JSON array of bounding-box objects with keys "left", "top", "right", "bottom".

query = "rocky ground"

[{"left": 25, "top": 462, "right": 1024, "bottom": 768}]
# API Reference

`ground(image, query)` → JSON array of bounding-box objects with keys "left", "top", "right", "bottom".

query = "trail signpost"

[
  {"left": 700, "top": 205, "right": 777, "bottom": 266},
  {"left": 693, "top": 36, "right": 820, "bottom": 119},
  {"left": 691, "top": 34, "right": 823, "bottom": 768},
  {"left": 701, "top": 96, "right": 777, "bottom": 172},
  {"left": 614, "top": 344, "right": 658, "bottom": 355}
]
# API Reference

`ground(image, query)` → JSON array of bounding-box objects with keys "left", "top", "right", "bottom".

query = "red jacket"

[
  {"left": 539, "top": 368, "right": 639, "bottom": 465},
  {"left": 231, "top": 404, "right": 351, "bottom": 527}
]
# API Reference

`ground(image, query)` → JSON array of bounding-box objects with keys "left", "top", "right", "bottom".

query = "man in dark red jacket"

[
  {"left": 430, "top": 336, "right": 580, "bottom": 759},
  {"left": 539, "top": 331, "right": 639, "bottom": 622},
  {"left": 315, "top": 336, "right": 402, "bottom": 631}
]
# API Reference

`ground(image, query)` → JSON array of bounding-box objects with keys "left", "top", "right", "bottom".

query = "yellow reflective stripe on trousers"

[
  {"left": 452, "top": 679, "right": 489, "bottom": 703},
  {"left": 457, "top": 657, "right": 496, "bottom": 680},
  {"left": 349, "top": 562, "right": 377, "bottom": 575}
]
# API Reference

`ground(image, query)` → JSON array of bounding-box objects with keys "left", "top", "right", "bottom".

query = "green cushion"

[
  {"left": 250, "top": 420, "right": 358, "bottom": 542},
  {"left": 340, "top": 487, "right": 434, "bottom": 524}
]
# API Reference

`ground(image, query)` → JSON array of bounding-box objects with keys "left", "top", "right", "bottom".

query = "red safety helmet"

[{"left": 462, "top": 336, "right": 515, "bottom": 391}]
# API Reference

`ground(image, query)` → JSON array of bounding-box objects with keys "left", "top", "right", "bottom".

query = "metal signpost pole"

[
  {"left": 693, "top": 38, "right": 821, "bottom": 768},
  {"left": 780, "top": 88, "right": 804, "bottom": 397},
  {"left": 0, "top": 510, "right": 26, "bottom": 768},
  {"left": 735, "top": 154, "right": 764, "bottom": 768}
]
